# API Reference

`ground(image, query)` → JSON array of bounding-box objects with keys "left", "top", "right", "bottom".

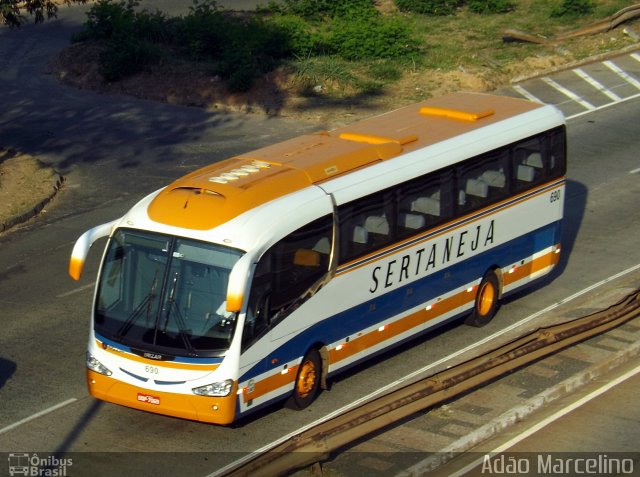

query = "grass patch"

[
  {"left": 0, "top": 150, "right": 58, "bottom": 222},
  {"left": 66, "top": 0, "right": 639, "bottom": 104}
]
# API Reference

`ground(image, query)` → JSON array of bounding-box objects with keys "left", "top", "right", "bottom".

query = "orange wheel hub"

[
  {"left": 296, "top": 360, "right": 317, "bottom": 398},
  {"left": 477, "top": 281, "right": 496, "bottom": 316}
]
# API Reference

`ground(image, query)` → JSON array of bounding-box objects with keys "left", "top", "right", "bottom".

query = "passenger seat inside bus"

[
  {"left": 466, "top": 178, "right": 489, "bottom": 198},
  {"left": 411, "top": 196, "right": 440, "bottom": 217},
  {"left": 396, "top": 193, "right": 441, "bottom": 234},
  {"left": 349, "top": 214, "right": 390, "bottom": 256},
  {"left": 480, "top": 169, "right": 506, "bottom": 188},
  {"left": 516, "top": 152, "right": 544, "bottom": 184}
]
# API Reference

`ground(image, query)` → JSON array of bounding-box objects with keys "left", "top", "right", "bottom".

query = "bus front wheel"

[
  {"left": 287, "top": 348, "right": 322, "bottom": 410},
  {"left": 466, "top": 270, "right": 500, "bottom": 327}
]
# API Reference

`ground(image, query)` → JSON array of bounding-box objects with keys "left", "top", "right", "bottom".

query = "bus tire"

[
  {"left": 466, "top": 270, "right": 500, "bottom": 327},
  {"left": 288, "top": 348, "right": 322, "bottom": 410}
]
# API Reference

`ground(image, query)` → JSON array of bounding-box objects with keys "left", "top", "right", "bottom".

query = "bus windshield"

[{"left": 95, "top": 229, "right": 243, "bottom": 358}]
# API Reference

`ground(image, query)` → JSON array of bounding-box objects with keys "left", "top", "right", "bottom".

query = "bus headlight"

[
  {"left": 86, "top": 352, "right": 112, "bottom": 376},
  {"left": 192, "top": 379, "right": 233, "bottom": 397}
]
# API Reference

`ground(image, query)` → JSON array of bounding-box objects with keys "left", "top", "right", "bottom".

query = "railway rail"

[{"left": 218, "top": 288, "right": 640, "bottom": 477}]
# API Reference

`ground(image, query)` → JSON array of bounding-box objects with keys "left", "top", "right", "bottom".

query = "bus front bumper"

[{"left": 87, "top": 370, "right": 237, "bottom": 425}]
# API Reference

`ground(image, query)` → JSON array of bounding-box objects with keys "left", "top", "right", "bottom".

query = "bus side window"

[
  {"left": 457, "top": 150, "right": 509, "bottom": 213},
  {"left": 338, "top": 192, "right": 393, "bottom": 263},
  {"left": 513, "top": 137, "right": 545, "bottom": 191},
  {"left": 547, "top": 127, "right": 567, "bottom": 178},
  {"left": 397, "top": 170, "right": 452, "bottom": 239},
  {"left": 242, "top": 215, "right": 333, "bottom": 351},
  {"left": 242, "top": 258, "right": 272, "bottom": 351}
]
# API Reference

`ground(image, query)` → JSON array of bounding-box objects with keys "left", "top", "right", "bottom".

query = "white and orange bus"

[{"left": 69, "top": 92, "right": 566, "bottom": 425}]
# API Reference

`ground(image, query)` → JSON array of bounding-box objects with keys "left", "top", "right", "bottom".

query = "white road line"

[
  {"left": 565, "top": 91, "right": 640, "bottom": 120},
  {"left": 56, "top": 282, "right": 95, "bottom": 298},
  {"left": 512, "top": 84, "right": 544, "bottom": 103},
  {"left": 631, "top": 52, "right": 640, "bottom": 63},
  {"left": 0, "top": 398, "right": 77, "bottom": 435},
  {"left": 542, "top": 77, "right": 596, "bottom": 110},
  {"left": 630, "top": 167, "right": 640, "bottom": 174},
  {"left": 443, "top": 363, "right": 640, "bottom": 477},
  {"left": 210, "top": 263, "right": 640, "bottom": 477},
  {"left": 604, "top": 60, "right": 640, "bottom": 90},
  {"left": 573, "top": 68, "right": 622, "bottom": 101}
]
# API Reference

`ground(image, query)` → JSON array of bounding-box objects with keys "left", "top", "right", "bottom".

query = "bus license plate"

[{"left": 137, "top": 393, "right": 160, "bottom": 405}]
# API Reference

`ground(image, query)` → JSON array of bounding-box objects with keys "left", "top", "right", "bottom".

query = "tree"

[{"left": 1, "top": 0, "right": 86, "bottom": 28}]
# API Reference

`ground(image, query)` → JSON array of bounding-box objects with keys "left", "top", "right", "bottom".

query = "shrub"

[
  {"left": 328, "top": 16, "right": 419, "bottom": 60},
  {"left": 267, "top": 15, "right": 321, "bottom": 57},
  {"left": 281, "top": 0, "right": 376, "bottom": 18},
  {"left": 394, "top": 0, "right": 463, "bottom": 16},
  {"left": 78, "top": 0, "right": 165, "bottom": 81},
  {"left": 551, "top": 0, "right": 594, "bottom": 17},
  {"left": 214, "top": 48, "right": 262, "bottom": 92},
  {"left": 100, "top": 33, "right": 161, "bottom": 81},
  {"left": 188, "top": 0, "right": 220, "bottom": 15},
  {"left": 467, "top": 0, "right": 515, "bottom": 14},
  {"left": 210, "top": 17, "right": 296, "bottom": 91},
  {"left": 244, "top": 17, "right": 293, "bottom": 60},
  {"left": 133, "top": 9, "right": 172, "bottom": 43},
  {"left": 73, "top": 0, "right": 172, "bottom": 43},
  {"left": 76, "top": 0, "right": 419, "bottom": 91},
  {"left": 79, "top": 0, "right": 137, "bottom": 41},
  {"left": 173, "top": 7, "right": 227, "bottom": 59}
]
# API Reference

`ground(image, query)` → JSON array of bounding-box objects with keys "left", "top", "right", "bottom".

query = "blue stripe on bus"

[{"left": 239, "top": 220, "right": 560, "bottom": 384}]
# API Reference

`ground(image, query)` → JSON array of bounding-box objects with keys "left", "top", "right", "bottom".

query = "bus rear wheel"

[
  {"left": 288, "top": 349, "right": 322, "bottom": 410},
  {"left": 466, "top": 270, "right": 500, "bottom": 327}
]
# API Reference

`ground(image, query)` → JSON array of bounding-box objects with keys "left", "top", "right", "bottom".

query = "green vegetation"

[
  {"left": 1, "top": 0, "right": 86, "bottom": 27},
  {"left": 394, "top": 0, "right": 516, "bottom": 15},
  {"left": 551, "top": 0, "right": 595, "bottom": 18},
  {"left": 395, "top": 0, "right": 464, "bottom": 16},
  {"left": 71, "top": 0, "right": 637, "bottom": 95}
]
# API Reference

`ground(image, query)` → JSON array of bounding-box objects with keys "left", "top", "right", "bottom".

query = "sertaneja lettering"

[{"left": 370, "top": 220, "right": 495, "bottom": 293}]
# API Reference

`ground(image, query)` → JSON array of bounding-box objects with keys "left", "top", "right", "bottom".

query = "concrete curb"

[{"left": 0, "top": 173, "right": 65, "bottom": 233}]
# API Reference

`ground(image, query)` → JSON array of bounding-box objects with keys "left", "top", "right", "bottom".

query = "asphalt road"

[{"left": 0, "top": 4, "right": 639, "bottom": 477}]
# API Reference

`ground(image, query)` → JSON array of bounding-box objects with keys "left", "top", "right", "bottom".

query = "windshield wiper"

[
  {"left": 160, "top": 272, "right": 198, "bottom": 357},
  {"left": 116, "top": 271, "right": 158, "bottom": 339}
]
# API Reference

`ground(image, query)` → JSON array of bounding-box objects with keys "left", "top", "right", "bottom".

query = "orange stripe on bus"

[
  {"left": 241, "top": 364, "right": 300, "bottom": 403},
  {"left": 502, "top": 247, "right": 560, "bottom": 288},
  {"left": 329, "top": 286, "right": 474, "bottom": 365}
]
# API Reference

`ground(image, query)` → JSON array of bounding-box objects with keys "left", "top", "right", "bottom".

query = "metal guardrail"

[{"left": 221, "top": 289, "right": 640, "bottom": 477}]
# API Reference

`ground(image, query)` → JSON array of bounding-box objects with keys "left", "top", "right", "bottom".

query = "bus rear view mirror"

[
  {"left": 226, "top": 253, "right": 254, "bottom": 313},
  {"left": 68, "top": 220, "right": 118, "bottom": 281}
]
